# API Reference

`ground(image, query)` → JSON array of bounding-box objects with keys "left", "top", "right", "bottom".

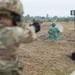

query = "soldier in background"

[
  {"left": 48, "top": 23, "right": 60, "bottom": 41},
  {"left": 0, "top": 0, "right": 40, "bottom": 75},
  {"left": 30, "top": 19, "right": 41, "bottom": 33}
]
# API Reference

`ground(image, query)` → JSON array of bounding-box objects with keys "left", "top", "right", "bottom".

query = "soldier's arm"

[
  {"left": 11, "top": 23, "right": 40, "bottom": 43},
  {"left": 16, "top": 25, "right": 37, "bottom": 43},
  {"left": 21, "top": 25, "right": 37, "bottom": 43},
  {"left": 48, "top": 27, "right": 52, "bottom": 34},
  {"left": 55, "top": 26, "right": 60, "bottom": 33}
]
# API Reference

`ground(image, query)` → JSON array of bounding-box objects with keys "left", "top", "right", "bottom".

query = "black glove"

[{"left": 30, "top": 22, "right": 40, "bottom": 33}]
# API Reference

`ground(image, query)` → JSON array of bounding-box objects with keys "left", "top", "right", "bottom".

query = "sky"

[{"left": 21, "top": 0, "right": 75, "bottom": 17}]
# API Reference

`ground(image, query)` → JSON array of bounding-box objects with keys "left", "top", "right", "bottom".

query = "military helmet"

[
  {"left": 52, "top": 23, "right": 56, "bottom": 27},
  {"left": 0, "top": 0, "right": 24, "bottom": 16}
]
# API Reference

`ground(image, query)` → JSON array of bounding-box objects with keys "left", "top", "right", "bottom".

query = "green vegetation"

[{"left": 22, "top": 14, "right": 74, "bottom": 22}]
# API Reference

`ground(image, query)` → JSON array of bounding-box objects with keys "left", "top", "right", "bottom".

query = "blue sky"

[{"left": 21, "top": 0, "right": 75, "bottom": 17}]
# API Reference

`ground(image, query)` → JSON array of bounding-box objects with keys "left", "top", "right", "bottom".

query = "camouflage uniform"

[{"left": 0, "top": 0, "right": 36, "bottom": 75}]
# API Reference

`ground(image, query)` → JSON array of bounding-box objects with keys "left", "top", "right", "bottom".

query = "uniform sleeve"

[
  {"left": 11, "top": 26, "right": 37, "bottom": 43},
  {"left": 21, "top": 26, "right": 37, "bottom": 43},
  {"left": 48, "top": 27, "right": 53, "bottom": 34},
  {"left": 55, "top": 26, "right": 60, "bottom": 33}
]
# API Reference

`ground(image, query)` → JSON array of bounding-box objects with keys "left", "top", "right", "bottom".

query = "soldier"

[
  {"left": 0, "top": 0, "right": 40, "bottom": 75},
  {"left": 48, "top": 23, "right": 60, "bottom": 41},
  {"left": 30, "top": 19, "right": 40, "bottom": 33}
]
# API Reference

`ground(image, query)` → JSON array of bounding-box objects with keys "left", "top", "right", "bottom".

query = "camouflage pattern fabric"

[
  {"left": 0, "top": 0, "right": 23, "bottom": 15},
  {"left": 0, "top": 0, "right": 37, "bottom": 74},
  {"left": 0, "top": 22, "right": 36, "bottom": 74}
]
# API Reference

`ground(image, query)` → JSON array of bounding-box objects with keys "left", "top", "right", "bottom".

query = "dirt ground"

[{"left": 19, "top": 22, "right": 75, "bottom": 75}]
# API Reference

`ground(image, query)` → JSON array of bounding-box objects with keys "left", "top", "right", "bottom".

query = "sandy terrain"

[{"left": 19, "top": 22, "right": 75, "bottom": 75}]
